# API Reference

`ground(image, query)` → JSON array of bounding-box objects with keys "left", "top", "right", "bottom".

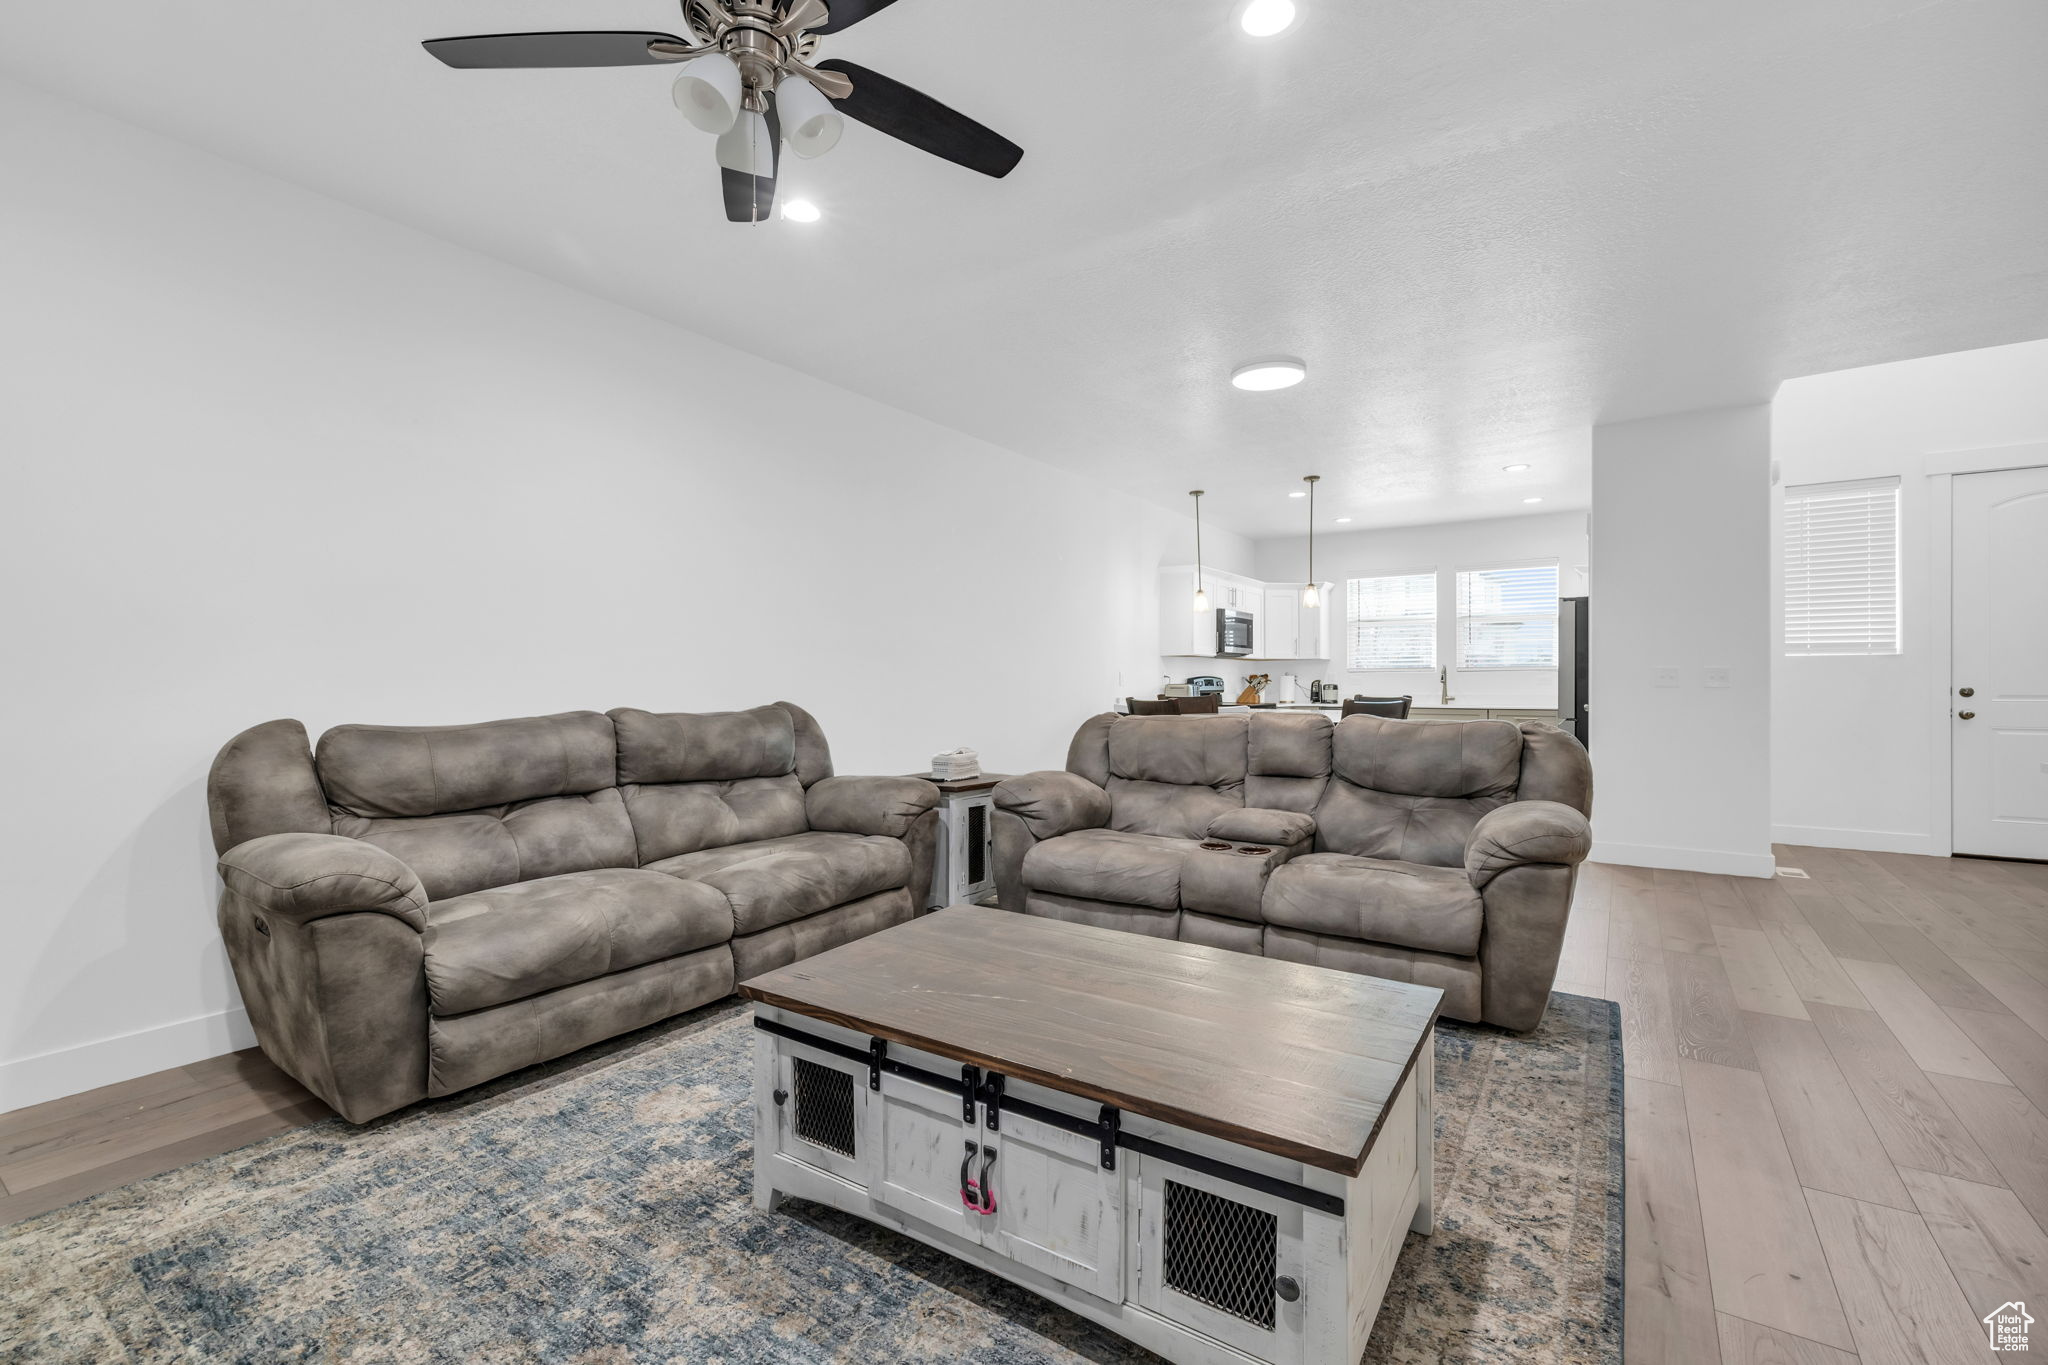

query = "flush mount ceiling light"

[
  {"left": 1300, "top": 475, "right": 1322, "bottom": 607},
  {"left": 781, "top": 197, "right": 822, "bottom": 222},
  {"left": 1231, "top": 357, "right": 1307, "bottom": 391},
  {"left": 1190, "top": 490, "right": 1211, "bottom": 612},
  {"left": 1236, "top": 0, "right": 1298, "bottom": 37},
  {"left": 1502, "top": 463, "right": 1531, "bottom": 472},
  {"left": 423, "top": 1, "right": 1024, "bottom": 226}
]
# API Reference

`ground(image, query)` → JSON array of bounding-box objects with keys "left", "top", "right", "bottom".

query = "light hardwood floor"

[{"left": 3, "top": 845, "right": 2044, "bottom": 1363}]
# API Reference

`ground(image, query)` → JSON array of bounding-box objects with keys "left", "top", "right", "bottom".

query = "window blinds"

[
  {"left": 1456, "top": 563, "right": 1559, "bottom": 668},
  {"left": 1346, "top": 573, "right": 1437, "bottom": 670},
  {"left": 1783, "top": 477, "right": 1900, "bottom": 656}
]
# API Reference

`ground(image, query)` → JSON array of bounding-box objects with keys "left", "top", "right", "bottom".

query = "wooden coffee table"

[{"left": 739, "top": 905, "right": 1440, "bottom": 1365}]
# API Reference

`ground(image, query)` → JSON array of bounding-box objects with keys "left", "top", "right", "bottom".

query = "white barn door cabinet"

[{"left": 751, "top": 1002, "right": 1434, "bottom": 1365}]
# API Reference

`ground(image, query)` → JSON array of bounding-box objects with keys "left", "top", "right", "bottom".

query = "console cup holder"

[
  {"left": 1234, "top": 845, "right": 1274, "bottom": 856},
  {"left": 1198, "top": 840, "right": 1233, "bottom": 851}
]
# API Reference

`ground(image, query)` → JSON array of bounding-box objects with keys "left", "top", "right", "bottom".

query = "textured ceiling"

[{"left": 5, "top": 1, "right": 2046, "bottom": 535}]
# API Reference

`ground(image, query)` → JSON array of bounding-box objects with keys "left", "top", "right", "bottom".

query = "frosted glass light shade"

[
  {"left": 715, "top": 109, "right": 775, "bottom": 176},
  {"left": 1193, "top": 587, "right": 1211, "bottom": 612},
  {"left": 777, "top": 75, "right": 843, "bottom": 158},
  {"left": 673, "top": 53, "right": 743, "bottom": 134},
  {"left": 1301, "top": 582, "right": 1321, "bottom": 608}
]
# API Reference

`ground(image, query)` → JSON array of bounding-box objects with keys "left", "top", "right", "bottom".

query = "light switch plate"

[
  {"left": 1653, "top": 666, "right": 1682, "bottom": 688},
  {"left": 1703, "top": 667, "right": 1732, "bottom": 689}
]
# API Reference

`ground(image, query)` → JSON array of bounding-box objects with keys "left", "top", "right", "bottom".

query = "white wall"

[
  {"left": 0, "top": 78, "right": 1250, "bottom": 1112},
  {"left": 1590, "top": 405, "right": 1774, "bottom": 877},
  {"left": 1771, "top": 338, "right": 2048, "bottom": 855},
  {"left": 1245, "top": 512, "right": 1590, "bottom": 708}
]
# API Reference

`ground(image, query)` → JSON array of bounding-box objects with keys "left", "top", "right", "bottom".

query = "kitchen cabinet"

[
  {"left": 1159, "top": 566, "right": 1261, "bottom": 656},
  {"left": 1255, "top": 586, "right": 1330, "bottom": 661},
  {"left": 1158, "top": 567, "right": 1325, "bottom": 659}
]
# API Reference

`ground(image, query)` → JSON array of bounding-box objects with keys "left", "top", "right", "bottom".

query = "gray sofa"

[
  {"left": 207, "top": 702, "right": 938, "bottom": 1122},
  {"left": 991, "top": 711, "right": 1592, "bottom": 1030}
]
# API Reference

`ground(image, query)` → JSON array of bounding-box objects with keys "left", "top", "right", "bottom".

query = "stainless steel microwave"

[{"left": 1217, "top": 610, "right": 1253, "bottom": 656}]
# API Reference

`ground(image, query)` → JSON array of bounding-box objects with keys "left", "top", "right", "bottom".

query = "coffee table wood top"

[{"left": 738, "top": 905, "right": 1441, "bottom": 1177}]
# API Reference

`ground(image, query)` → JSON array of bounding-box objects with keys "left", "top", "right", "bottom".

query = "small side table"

[{"left": 904, "top": 773, "right": 1011, "bottom": 910}]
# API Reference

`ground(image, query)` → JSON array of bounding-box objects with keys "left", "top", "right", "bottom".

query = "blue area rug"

[{"left": 0, "top": 993, "right": 1621, "bottom": 1363}]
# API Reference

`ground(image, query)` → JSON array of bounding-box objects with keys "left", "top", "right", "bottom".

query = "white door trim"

[
  {"left": 1933, "top": 447, "right": 2048, "bottom": 859},
  {"left": 1928, "top": 469, "right": 1954, "bottom": 859}
]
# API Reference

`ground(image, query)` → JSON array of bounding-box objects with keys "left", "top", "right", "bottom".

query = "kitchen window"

[
  {"left": 1346, "top": 572, "right": 1437, "bottom": 671},
  {"left": 1783, "top": 476, "right": 1900, "bottom": 656},
  {"left": 1455, "top": 562, "right": 1559, "bottom": 669}
]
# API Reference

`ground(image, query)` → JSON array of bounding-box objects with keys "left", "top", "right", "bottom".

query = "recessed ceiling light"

[
  {"left": 1522, "top": 496, "right": 1544, "bottom": 504},
  {"left": 1502, "top": 463, "right": 1530, "bottom": 472},
  {"left": 1237, "top": 0, "right": 1297, "bottom": 37},
  {"left": 1334, "top": 517, "right": 1352, "bottom": 523},
  {"left": 781, "top": 199, "right": 822, "bottom": 223},
  {"left": 1231, "top": 357, "right": 1306, "bottom": 391},
  {"left": 1288, "top": 490, "right": 1306, "bottom": 498}
]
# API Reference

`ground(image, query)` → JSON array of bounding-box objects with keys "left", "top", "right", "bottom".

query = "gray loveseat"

[
  {"left": 207, "top": 702, "right": 937, "bottom": 1122},
  {"left": 991, "top": 711, "right": 1592, "bottom": 1030}
]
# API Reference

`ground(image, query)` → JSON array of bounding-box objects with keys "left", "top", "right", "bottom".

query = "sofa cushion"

[
  {"left": 621, "top": 775, "right": 809, "bottom": 864},
  {"left": 1314, "top": 716, "right": 1524, "bottom": 867},
  {"left": 611, "top": 704, "right": 797, "bottom": 785},
  {"left": 317, "top": 712, "right": 617, "bottom": 819},
  {"left": 1106, "top": 714, "right": 1248, "bottom": 787},
  {"left": 1263, "top": 852, "right": 1485, "bottom": 956},
  {"left": 334, "top": 788, "right": 639, "bottom": 902},
  {"left": 649, "top": 831, "right": 910, "bottom": 935},
  {"left": 1330, "top": 715, "right": 1521, "bottom": 800},
  {"left": 422, "top": 868, "right": 733, "bottom": 1016},
  {"left": 1022, "top": 828, "right": 1202, "bottom": 911}
]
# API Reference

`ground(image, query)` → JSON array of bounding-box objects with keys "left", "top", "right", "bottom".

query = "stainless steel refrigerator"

[{"left": 1558, "top": 596, "right": 1589, "bottom": 747}]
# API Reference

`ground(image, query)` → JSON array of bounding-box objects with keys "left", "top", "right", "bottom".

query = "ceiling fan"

[{"left": 423, "top": 0, "right": 1024, "bottom": 223}]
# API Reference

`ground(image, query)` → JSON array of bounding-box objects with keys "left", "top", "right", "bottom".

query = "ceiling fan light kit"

[
  {"left": 424, "top": 0, "right": 1022, "bottom": 224},
  {"left": 672, "top": 51, "right": 744, "bottom": 132}
]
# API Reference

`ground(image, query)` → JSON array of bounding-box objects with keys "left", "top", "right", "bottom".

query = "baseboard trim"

[
  {"left": 0, "top": 1006, "right": 257, "bottom": 1116},
  {"left": 1770, "top": 824, "right": 1946, "bottom": 857},
  {"left": 1589, "top": 840, "right": 1778, "bottom": 880}
]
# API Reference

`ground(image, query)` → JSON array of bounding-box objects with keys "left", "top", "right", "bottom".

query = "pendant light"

[
  {"left": 1301, "top": 475, "right": 1322, "bottom": 608},
  {"left": 1190, "top": 490, "right": 1211, "bottom": 612}
]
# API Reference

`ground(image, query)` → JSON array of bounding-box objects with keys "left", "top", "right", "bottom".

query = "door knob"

[
  {"left": 1958, "top": 686, "right": 1975, "bottom": 697},
  {"left": 1273, "top": 1275, "right": 1301, "bottom": 1303},
  {"left": 1958, "top": 711, "right": 1976, "bottom": 720}
]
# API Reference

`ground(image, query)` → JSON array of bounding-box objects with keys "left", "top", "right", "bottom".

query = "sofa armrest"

[
  {"left": 218, "top": 832, "right": 428, "bottom": 931},
  {"left": 806, "top": 775, "right": 940, "bottom": 839},
  {"left": 1465, "top": 801, "right": 1593, "bottom": 889},
  {"left": 1206, "top": 808, "right": 1314, "bottom": 846},
  {"left": 993, "top": 770, "right": 1111, "bottom": 841}
]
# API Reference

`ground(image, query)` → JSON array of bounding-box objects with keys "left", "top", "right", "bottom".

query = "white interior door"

[{"left": 1952, "top": 465, "right": 2048, "bottom": 859}]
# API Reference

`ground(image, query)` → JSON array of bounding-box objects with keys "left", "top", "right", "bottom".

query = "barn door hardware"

[
  {"left": 755, "top": 1017, "right": 1344, "bottom": 1216},
  {"left": 961, "top": 1064, "right": 980, "bottom": 1123}
]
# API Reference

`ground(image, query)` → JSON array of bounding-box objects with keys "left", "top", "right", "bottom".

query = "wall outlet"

[
  {"left": 1703, "top": 667, "right": 1732, "bottom": 689},
  {"left": 1653, "top": 666, "right": 1682, "bottom": 688}
]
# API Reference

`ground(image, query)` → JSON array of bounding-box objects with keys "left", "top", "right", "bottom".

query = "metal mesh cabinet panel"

[
  {"left": 1161, "top": 1179, "right": 1279, "bottom": 1330},
  {"left": 792, "top": 1056, "right": 857, "bottom": 1158}
]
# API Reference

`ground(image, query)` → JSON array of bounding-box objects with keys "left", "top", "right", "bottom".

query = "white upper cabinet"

[{"left": 1160, "top": 568, "right": 1326, "bottom": 659}]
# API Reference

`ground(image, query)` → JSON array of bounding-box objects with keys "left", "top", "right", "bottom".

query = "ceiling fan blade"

[
  {"left": 422, "top": 32, "right": 688, "bottom": 69},
  {"left": 813, "top": 59, "right": 1022, "bottom": 178},
  {"left": 814, "top": 0, "right": 906, "bottom": 35},
  {"left": 721, "top": 102, "right": 782, "bottom": 224}
]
